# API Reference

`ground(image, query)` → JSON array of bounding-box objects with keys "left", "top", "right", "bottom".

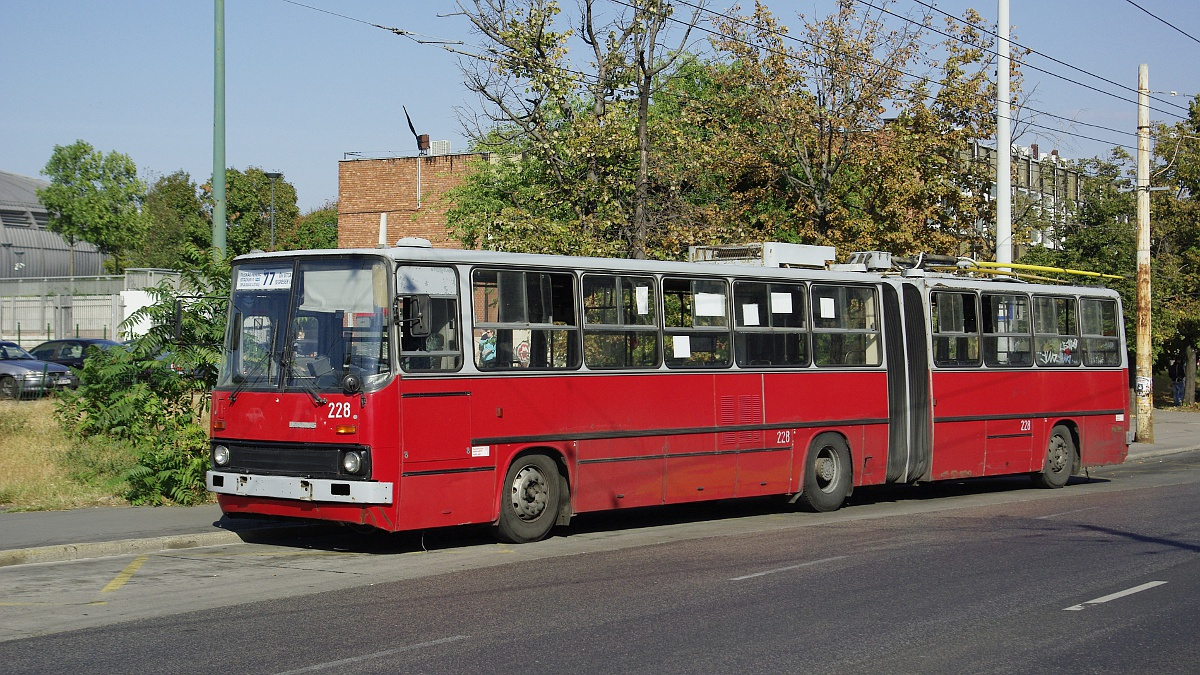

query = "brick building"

[{"left": 337, "top": 154, "right": 483, "bottom": 249}]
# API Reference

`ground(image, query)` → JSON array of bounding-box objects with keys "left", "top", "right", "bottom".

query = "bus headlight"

[
  {"left": 342, "top": 451, "right": 363, "bottom": 475},
  {"left": 212, "top": 445, "right": 231, "bottom": 467}
]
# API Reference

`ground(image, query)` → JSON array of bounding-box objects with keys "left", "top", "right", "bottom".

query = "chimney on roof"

[{"left": 1030, "top": 143, "right": 1039, "bottom": 159}]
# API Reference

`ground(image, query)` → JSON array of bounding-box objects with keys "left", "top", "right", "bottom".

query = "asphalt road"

[{"left": 2, "top": 452, "right": 1198, "bottom": 674}]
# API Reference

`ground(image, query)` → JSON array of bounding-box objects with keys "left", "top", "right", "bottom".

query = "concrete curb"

[
  {"left": 0, "top": 531, "right": 246, "bottom": 568},
  {"left": 0, "top": 524, "right": 315, "bottom": 568},
  {"left": 1127, "top": 444, "right": 1200, "bottom": 461}
]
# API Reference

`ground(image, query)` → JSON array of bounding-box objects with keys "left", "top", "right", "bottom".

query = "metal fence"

[{"left": 0, "top": 269, "right": 180, "bottom": 348}]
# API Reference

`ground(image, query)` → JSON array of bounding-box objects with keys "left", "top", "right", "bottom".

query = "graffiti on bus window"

[{"left": 1037, "top": 337, "right": 1078, "bottom": 366}]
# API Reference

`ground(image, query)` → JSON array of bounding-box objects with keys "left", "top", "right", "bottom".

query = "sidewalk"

[{"left": 2, "top": 409, "right": 1197, "bottom": 567}]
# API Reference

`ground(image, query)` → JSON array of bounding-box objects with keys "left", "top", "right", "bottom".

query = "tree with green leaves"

[
  {"left": 279, "top": 201, "right": 338, "bottom": 250},
  {"left": 203, "top": 168, "right": 299, "bottom": 257},
  {"left": 38, "top": 140, "right": 147, "bottom": 274},
  {"left": 131, "top": 171, "right": 210, "bottom": 269}
]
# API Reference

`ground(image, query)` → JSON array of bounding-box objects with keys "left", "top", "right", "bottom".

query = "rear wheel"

[
  {"left": 493, "top": 454, "right": 561, "bottom": 543},
  {"left": 0, "top": 376, "right": 17, "bottom": 400},
  {"left": 798, "top": 434, "right": 852, "bottom": 512},
  {"left": 1033, "top": 425, "right": 1075, "bottom": 489}
]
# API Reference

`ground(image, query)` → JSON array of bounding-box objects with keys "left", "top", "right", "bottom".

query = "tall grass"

[{"left": 0, "top": 399, "right": 135, "bottom": 511}]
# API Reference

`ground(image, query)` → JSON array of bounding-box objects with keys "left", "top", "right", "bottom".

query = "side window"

[
  {"left": 397, "top": 266, "right": 462, "bottom": 373},
  {"left": 930, "top": 291, "right": 980, "bottom": 367},
  {"left": 733, "top": 281, "right": 809, "bottom": 367},
  {"left": 1033, "top": 296, "right": 1080, "bottom": 367},
  {"left": 1080, "top": 298, "right": 1122, "bottom": 367},
  {"left": 31, "top": 343, "right": 58, "bottom": 359},
  {"left": 582, "top": 274, "right": 659, "bottom": 369},
  {"left": 982, "top": 293, "right": 1032, "bottom": 367},
  {"left": 811, "top": 284, "right": 881, "bottom": 366},
  {"left": 662, "top": 277, "right": 730, "bottom": 368},
  {"left": 472, "top": 269, "right": 579, "bottom": 370}
]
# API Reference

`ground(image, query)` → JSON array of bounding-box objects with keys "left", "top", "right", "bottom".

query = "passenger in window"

[{"left": 478, "top": 330, "right": 497, "bottom": 366}]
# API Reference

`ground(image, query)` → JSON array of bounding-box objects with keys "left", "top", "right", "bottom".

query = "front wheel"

[
  {"left": 493, "top": 454, "right": 561, "bottom": 544},
  {"left": 0, "top": 376, "right": 18, "bottom": 400},
  {"left": 1033, "top": 425, "right": 1076, "bottom": 489},
  {"left": 798, "top": 434, "right": 852, "bottom": 512}
]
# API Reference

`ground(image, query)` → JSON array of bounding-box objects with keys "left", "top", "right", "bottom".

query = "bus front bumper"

[{"left": 207, "top": 471, "right": 394, "bottom": 505}]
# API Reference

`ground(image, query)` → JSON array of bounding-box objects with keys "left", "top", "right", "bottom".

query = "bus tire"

[
  {"left": 494, "top": 454, "right": 561, "bottom": 543},
  {"left": 1033, "top": 425, "right": 1075, "bottom": 489},
  {"left": 798, "top": 434, "right": 852, "bottom": 513}
]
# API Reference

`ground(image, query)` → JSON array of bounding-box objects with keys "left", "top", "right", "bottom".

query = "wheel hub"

[
  {"left": 510, "top": 466, "right": 548, "bottom": 521},
  {"left": 815, "top": 449, "right": 839, "bottom": 492},
  {"left": 1048, "top": 437, "right": 1068, "bottom": 472}
]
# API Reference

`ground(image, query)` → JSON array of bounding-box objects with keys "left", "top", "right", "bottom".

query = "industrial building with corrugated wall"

[{"left": 0, "top": 170, "right": 106, "bottom": 279}]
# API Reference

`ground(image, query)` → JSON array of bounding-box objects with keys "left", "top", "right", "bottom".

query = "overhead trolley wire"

[
  {"left": 1123, "top": 0, "right": 1200, "bottom": 47},
  {"left": 277, "top": 0, "right": 463, "bottom": 45},
  {"left": 280, "top": 0, "right": 1145, "bottom": 155},
  {"left": 653, "top": 0, "right": 1139, "bottom": 152},
  {"left": 906, "top": 0, "right": 1191, "bottom": 115}
]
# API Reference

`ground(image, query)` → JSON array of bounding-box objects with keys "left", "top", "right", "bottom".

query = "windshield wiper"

[
  {"left": 229, "top": 324, "right": 279, "bottom": 404},
  {"left": 283, "top": 346, "right": 327, "bottom": 407}
]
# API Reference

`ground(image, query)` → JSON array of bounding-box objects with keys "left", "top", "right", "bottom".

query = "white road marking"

[
  {"left": 1036, "top": 507, "right": 1101, "bottom": 520},
  {"left": 1063, "top": 581, "right": 1167, "bottom": 611},
  {"left": 274, "top": 635, "right": 469, "bottom": 673},
  {"left": 730, "top": 555, "right": 847, "bottom": 581}
]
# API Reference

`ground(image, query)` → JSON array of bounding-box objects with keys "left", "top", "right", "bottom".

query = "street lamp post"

[{"left": 265, "top": 172, "right": 282, "bottom": 251}]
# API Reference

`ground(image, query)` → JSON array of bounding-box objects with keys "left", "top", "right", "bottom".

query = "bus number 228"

[{"left": 328, "top": 402, "right": 352, "bottom": 419}]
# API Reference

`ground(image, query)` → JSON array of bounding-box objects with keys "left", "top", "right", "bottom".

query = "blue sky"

[{"left": 2, "top": 1, "right": 1196, "bottom": 212}]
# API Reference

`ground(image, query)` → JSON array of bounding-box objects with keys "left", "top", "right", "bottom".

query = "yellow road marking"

[{"left": 101, "top": 555, "right": 148, "bottom": 593}]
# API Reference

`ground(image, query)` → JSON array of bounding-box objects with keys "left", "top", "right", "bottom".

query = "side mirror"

[{"left": 403, "top": 295, "right": 432, "bottom": 338}]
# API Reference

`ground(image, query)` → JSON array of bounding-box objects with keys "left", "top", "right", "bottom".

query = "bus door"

[
  {"left": 395, "top": 265, "right": 492, "bottom": 527},
  {"left": 882, "top": 283, "right": 932, "bottom": 483}
]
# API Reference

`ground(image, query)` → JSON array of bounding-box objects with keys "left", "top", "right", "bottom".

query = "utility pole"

[
  {"left": 1135, "top": 63, "right": 1153, "bottom": 442},
  {"left": 212, "top": 0, "right": 227, "bottom": 260},
  {"left": 995, "top": 0, "right": 1012, "bottom": 268}
]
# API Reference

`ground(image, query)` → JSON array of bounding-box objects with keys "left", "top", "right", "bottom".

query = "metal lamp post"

[{"left": 265, "top": 172, "right": 282, "bottom": 251}]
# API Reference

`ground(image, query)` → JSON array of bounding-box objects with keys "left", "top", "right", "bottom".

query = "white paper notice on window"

[
  {"left": 820, "top": 296, "right": 836, "bottom": 319},
  {"left": 237, "top": 268, "right": 293, "bottom": 290},
  {"left": 771, "top": 292, "right": 793, "bottom": 314},
  {"left": 695, "top": 293, "right": 725, "bottom": 317},
  {"left": 672, "top": 335, "right": 691, "bottom": 359},
  {"left": 742, "top": 304, "right": 760, "bottom": 326},
  {"left": 635, "top": 286, "right": 649, "bottom": 315}
]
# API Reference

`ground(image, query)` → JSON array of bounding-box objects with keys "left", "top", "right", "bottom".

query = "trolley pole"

[{"left": 1135, "top": 64, "right": 1153, "bottom": 442}]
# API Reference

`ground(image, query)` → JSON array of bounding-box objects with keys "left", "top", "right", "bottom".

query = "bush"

[{"left": 54, "top": 244, "right": 229, "bottom": 506}]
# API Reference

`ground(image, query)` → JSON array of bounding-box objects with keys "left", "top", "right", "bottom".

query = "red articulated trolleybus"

[{"left": 207, "top": 241, "right": 1129, "bottom": 543}]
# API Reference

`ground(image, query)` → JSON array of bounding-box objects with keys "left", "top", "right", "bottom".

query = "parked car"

[
  {"left": 0, "top": 341, "right": 78, "bottom": 399},
  {"left": 29, "top": 338, "right": 123, "bottom": 370}
]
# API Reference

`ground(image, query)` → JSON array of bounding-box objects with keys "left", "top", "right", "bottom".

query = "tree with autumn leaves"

[{"left": 447, "top": 0, "right": 1017, "bottom": 260}]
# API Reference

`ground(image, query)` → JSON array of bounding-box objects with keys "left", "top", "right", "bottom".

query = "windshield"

[
  {"left": 219, "top": 257, "right": 392, "bottom": 392},
  {"left": 0, "top": 343, "right": 36, "bottom": 360}
]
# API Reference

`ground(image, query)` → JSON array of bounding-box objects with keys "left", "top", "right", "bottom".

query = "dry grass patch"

[{"left": 0, "top": 399, "right": 132, "bottom": 511}]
